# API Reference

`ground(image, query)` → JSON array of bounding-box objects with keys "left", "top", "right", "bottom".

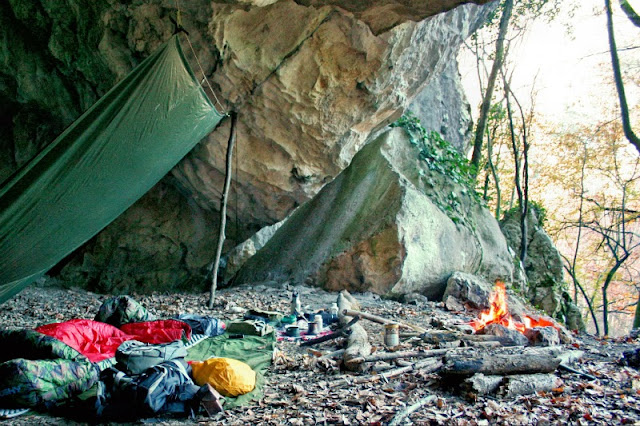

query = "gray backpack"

[{"left": 115, "top": 340, "right": 187, "bottom": 375}]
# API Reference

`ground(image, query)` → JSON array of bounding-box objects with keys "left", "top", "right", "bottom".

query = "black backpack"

[
  {"left": 99, "top": 359, "right": 200, "bottom": 419},
  {"left": 116, "top": 339, "right": 188, "bottom": 375}
]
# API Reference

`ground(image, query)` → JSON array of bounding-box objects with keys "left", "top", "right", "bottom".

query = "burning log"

[
  {"left": 442, "top": 347, "right": 563, "bottom": 376},
  {"left": 337, "top": 291, "right": 371, "bottom": 372}
]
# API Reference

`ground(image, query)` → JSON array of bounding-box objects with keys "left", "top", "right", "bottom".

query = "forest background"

[{"left": 457, "top": 0, "right": 640, "bottom": 336}]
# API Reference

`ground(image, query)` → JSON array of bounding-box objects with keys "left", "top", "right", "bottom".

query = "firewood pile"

[{"left": 2, "top": 282, "right": 640, "bottom": 425}]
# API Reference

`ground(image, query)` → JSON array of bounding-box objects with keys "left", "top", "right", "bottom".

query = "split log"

[
  {"left": 464, "top": 373, "right": 563, "bottom": 397},
  {"left": 388, "top": 395, "right": 437, "bottom": 426},
  {"left": 464, "top": 373, "right": 503, "bottom": 395},
  {"left": 443, "top": 347, "right": 562, "bottom": 376},
  {"left": 338, "top": 291, "right": 371, "bottom": 372},
  {"left": 343, "top": 309, "right": 427, "bottom": 333},
  {"left": 499, "top": 374, "right": 563, "bottom": 397}
]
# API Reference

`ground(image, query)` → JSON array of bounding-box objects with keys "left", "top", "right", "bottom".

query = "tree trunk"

[
  {"left": 562, "top": 262, "right": 600, "bottom": 335},
  {"left": 633, "top": 291, "right": 640, "bottom": 330},
  {"left": 208, "top": 112, "right": 237, "bottom": 309},
  {"left": 606, "top": 0, "right": 640, "bottom": 153},
  {"left": 602, "top": 254, "right": 628, "bottom": 336},
  {"left": 470, "top": 0, "right": 514, "bottom": 173},
  {"left": 504, "top": 73, "right": 527, "bottom": 266}
]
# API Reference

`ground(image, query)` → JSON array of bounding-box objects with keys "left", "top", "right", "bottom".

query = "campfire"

[{"left": 469, "top": 280, "right": 558, "bottom": 336}]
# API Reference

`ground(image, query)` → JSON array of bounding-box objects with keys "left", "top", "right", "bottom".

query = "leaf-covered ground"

[{"left": 1, "top": 283, "right": 639, "bottom": 425}]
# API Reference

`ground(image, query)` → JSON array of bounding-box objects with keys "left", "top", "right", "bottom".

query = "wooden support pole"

[{"left": 208, "top": 112, "right": 237, "bottom": 309}]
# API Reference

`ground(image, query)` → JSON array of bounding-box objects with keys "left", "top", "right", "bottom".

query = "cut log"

[
  {"left": 338, "top": 291, "right": 371, "bottom": 372},
  {"left": 343, "top": 309, "right": 427, "bottom": 333},
  {"left": 443, "top": 348, "right": 562, "bottom": 376},
  {"left": 464, "top": 373, "right": 503, "bottom": 395},
  {"left": 499, "top": 374, "right": 563, "bottom": 397}
]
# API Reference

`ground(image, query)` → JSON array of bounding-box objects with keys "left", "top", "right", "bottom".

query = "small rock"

[
  {"left": 444, "top": 295, "right": 464, "bottom": 311},
  {"left": 619, "top": 347, "right": 640, "bottom": 369},
  {"left": 443, "top": 272, "right": 492, "bottom": 310},
  {"left": 229, "top": 306, "right": 246, "bottom": 314},
  {"left": 480, "top": 323, "right": 529, "bottom": 347},
  {"left": 525, "top": 326, "right": 560, "bottom": 347},
  {"left": 403, "top": 293, "right": 429, "bottom": 305}
]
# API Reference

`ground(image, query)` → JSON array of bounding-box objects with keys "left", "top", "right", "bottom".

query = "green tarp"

[
  {"left": 0, "top": 35, "right": 224, "bottom": 304},
  {"left": 186, "top": 333, "right": 276, "bottom": 408}
]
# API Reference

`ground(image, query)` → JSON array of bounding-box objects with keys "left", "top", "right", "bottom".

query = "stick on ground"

[{"left": 388, "top": 395, "right": 437, "bottom": 426}]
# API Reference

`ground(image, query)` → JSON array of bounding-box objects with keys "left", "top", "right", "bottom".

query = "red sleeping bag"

[
  {"left": 120, "top": 319, "right": 191, "bottom": 344},
  {"left": 36, "top": 319, "right": 132, "bottom": 363},
  {"left": 36, "top": 319, "right": 192, "bottom": 363}
]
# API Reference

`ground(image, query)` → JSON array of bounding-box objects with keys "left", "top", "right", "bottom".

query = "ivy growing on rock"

[{"left": 391, "top": 111, "right": 485, "bottom": 228}]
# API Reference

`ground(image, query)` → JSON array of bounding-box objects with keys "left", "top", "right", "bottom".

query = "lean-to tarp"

[{"left": 0, "top": 35, "right": 224, "bottom": 304}]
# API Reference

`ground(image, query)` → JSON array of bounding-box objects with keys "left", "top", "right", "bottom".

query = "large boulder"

[
  {"left": 1, "top": 0, "right": 494, "bottom": 293},
  {"left": 232, "top": 126, "right": 513, "bottom": 299}
]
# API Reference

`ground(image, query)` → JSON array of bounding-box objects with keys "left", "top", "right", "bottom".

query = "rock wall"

[
  {"left": 409, "top": 59, "right": 473, "bottom": 153},
  {"left": 500, "top": 208, "right": 585, "bottom": 330},
  {"left": 232, "top": 127, "right": 514, "bottom": 299},
  {"left": 0, "top": 0, "right": 494, "bottom": 293}
]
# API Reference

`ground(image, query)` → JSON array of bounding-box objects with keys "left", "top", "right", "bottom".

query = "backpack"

[
  {"left": 116, "top": 340, "right": 187, "bottom": 375},
  {"left": 99, "top": 360, "right": 200, "bottom": 419},
  {"left": 176, "top": 314, "right": 225, "bottom": 336},
  {"left": 95, "top": 295, "right": 156, "bottom": 327}
]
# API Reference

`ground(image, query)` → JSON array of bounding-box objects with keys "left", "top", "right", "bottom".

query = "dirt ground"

[{"left": 1, "top": 282, "right": 639, "bottom": 425}]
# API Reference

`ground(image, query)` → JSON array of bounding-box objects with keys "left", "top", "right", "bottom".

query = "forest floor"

[{"left": 1, "top": 282, "right": 640, "bottom": 425}]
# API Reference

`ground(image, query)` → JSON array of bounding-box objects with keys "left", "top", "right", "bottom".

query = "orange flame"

[
  {"left": 470, "top": 281, "right": 559, "bottom": 334},
  {"left": 470, "top": 281, "right": 526, "bottom": 333}
]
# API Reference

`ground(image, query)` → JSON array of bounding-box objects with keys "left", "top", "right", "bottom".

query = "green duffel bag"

[
  {"left": 225, "top": 320, "right": 273, "bottom": 337},
  {"left": 0, "top": 358, "right": 98, "bottom": 409},
  {"left": 115, "top": 340, "right": 187, "bottom": 376}
]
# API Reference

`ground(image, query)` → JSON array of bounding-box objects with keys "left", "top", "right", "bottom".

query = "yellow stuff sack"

[{"left": 191, "top": 357, "right": 256, "bottom": 397}]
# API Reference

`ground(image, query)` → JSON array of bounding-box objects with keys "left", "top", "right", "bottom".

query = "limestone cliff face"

[{"left": 0, "top": 0, "right": 493, "bottom": 293}]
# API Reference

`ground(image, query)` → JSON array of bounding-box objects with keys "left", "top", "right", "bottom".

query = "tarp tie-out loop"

[{"left": 170, "top": 16, "right": 189, "bottom": 36}]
